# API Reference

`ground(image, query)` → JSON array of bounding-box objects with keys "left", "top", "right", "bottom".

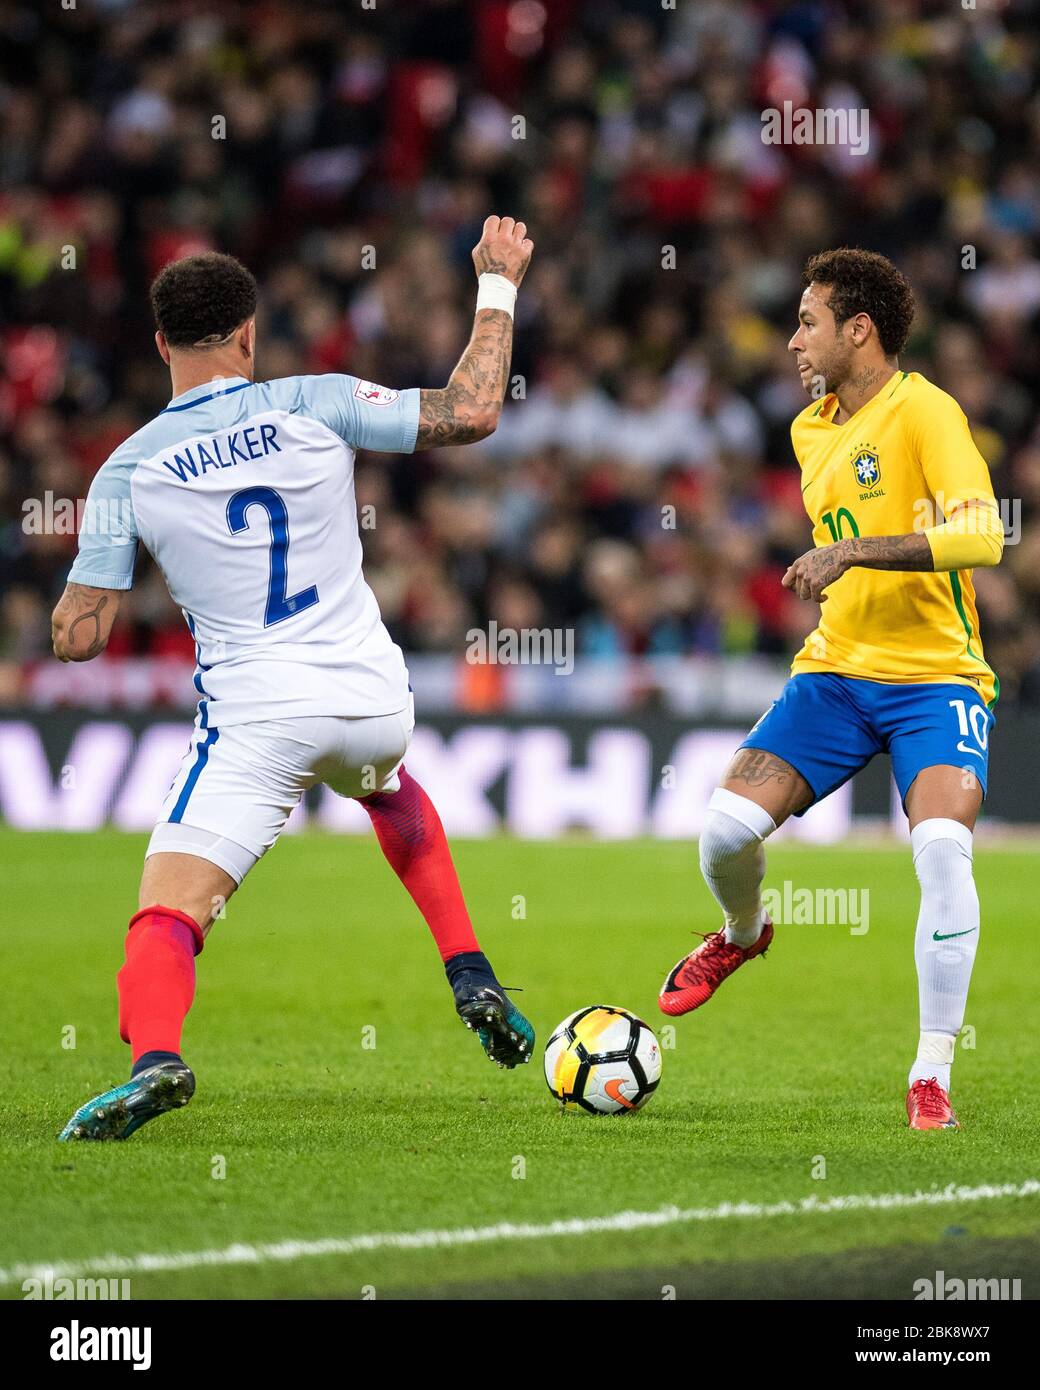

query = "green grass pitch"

[{"left": 1, "top": 829, "right": 1038, "bottom": 1299}]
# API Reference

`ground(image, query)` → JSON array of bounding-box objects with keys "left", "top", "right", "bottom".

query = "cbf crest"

[{"left": 852, "top": 449, "right": 881, "bottom": 489}]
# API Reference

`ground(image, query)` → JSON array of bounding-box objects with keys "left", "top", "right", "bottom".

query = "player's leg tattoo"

[
  {"left": 728, "top": 749, "right": 799, "bottom": 790},
  {"left": 721, "top": 750, "right": 814, "bottom": 826}
]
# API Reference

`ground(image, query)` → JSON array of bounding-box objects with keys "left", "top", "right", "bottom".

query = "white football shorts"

[{"left": 146, "top": 697, "right": 414, "bottom": 884}]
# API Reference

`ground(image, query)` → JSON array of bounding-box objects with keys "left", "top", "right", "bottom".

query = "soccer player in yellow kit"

[{"left": 659, "top": 249, "right": 1004, "bottom": 1130}]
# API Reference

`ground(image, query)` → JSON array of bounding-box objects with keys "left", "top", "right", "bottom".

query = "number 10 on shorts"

[{"left": 949, "top": 698, "right": 988, "bottom": 760}]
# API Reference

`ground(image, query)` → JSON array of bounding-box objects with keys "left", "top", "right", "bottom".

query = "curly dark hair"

[
  {"left": 150, "top": 252, "right": 258, "bottom": 349},
  {"left": 803, "top": 248, "right": 916, "bottom": 358}
]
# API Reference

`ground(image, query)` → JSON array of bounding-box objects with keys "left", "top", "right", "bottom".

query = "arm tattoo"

[
  {"left": 474, "top": 246, "right": 509, "bottom": 275},
  {"left": 475, "top": 246, "right": 530, "bottom": 280},
  {"left": 843, "top": 534, "right": 934, "bottom": 571},
  {"left": 789, "top": 532, "right": 934, "bottom": 603},
  {"left": 52, "top": 582, "right": 116, "bottom": 661},
  {"left": 416, "top": 307, "right": 515, "bottom": 449},
  {"left": 799, "top": 545, "right": 850, "bottom": 592},
  {"left": 67, "top": 594, "right": 109, "bottom": 656}
]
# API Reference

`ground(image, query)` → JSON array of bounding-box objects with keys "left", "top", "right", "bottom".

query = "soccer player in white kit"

[{"left": 54, "top": 216, "right": 536, "bottom": 1141}]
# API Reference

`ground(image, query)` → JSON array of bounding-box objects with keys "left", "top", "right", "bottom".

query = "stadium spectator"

[{"left": 1, "top": 0, "right": 1038, "bottom": 703}]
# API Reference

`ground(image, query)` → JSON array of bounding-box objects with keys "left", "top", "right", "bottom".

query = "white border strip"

[{"left": 3, "top": 1179, "right": 1037, "bottom": 1287}]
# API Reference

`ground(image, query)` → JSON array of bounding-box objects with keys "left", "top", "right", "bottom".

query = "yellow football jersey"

[{"left": 790, "top": 370, "right": 999, "bottom": 706}]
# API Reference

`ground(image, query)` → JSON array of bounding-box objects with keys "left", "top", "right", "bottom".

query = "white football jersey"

[{"left": 68, "top": 374, "right": 420, "bottom": 726}]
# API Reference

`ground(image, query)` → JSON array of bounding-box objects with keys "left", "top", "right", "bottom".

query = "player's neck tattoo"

[{"left": 834, "top": 361, "right": 897, "bottom": 422}]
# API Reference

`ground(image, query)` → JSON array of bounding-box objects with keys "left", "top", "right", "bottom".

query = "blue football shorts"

[{"left": 739, "top": 672, "right": 995, "bottom": 814}]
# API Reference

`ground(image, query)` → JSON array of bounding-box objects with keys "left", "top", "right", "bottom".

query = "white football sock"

[
  {"left": 699, "top": 788, "right": 777, "bottom": 947},
  {"left": 908, "top": 818, "right": 979, "bottom": 1094},
  {"left": 909, "top": 1031, "right": 956, "bottom": 1093}
]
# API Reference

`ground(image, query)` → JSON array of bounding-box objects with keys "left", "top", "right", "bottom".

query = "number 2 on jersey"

[{"left": 227, "top": 486, "right": 319, "bottom": 626}]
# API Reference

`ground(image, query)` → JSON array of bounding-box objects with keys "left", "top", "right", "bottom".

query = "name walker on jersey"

[{"left": 161, "top": 423, "right": 282, "bottom": 483}]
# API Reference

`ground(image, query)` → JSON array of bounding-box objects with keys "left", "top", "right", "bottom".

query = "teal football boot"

[
  {"left": 58, "top": 1061, "right": 195, "bottom": 1141},
  {"left": 447, "top": 952, "right": 535, "bottom": 1068}
]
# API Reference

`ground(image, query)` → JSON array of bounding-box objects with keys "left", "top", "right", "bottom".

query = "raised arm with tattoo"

[{"left": 415, "top": 214, "right": 533, "bottom": 450}]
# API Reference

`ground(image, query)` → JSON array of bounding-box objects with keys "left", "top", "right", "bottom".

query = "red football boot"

[
  {"left": 658, "top": 917, "right": 773, "bottom": 1017},
  {"left": 906, "top": 1077, "right": 959, "bottom": 1130}
]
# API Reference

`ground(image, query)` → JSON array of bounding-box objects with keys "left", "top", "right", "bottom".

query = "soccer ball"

[{"left": 543, "top": 1005, "right": 662, "bottom": 1114}]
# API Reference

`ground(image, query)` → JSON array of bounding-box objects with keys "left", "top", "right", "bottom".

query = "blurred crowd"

[{"left": 2, "top": 0, "right": 1040, "bottom": 707}]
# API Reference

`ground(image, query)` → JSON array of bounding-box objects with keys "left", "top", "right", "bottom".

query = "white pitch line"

[{"left": 3, "top": 1179, "right": 1037, "bottom": 1288}]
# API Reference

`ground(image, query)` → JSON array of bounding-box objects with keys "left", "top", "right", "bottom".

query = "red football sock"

[
  {"left": 358, "top": 766, "right": 481, "bottom": 962},
  {"left": 117, "top": 906, "right": 204, "bottom": 1062}
]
